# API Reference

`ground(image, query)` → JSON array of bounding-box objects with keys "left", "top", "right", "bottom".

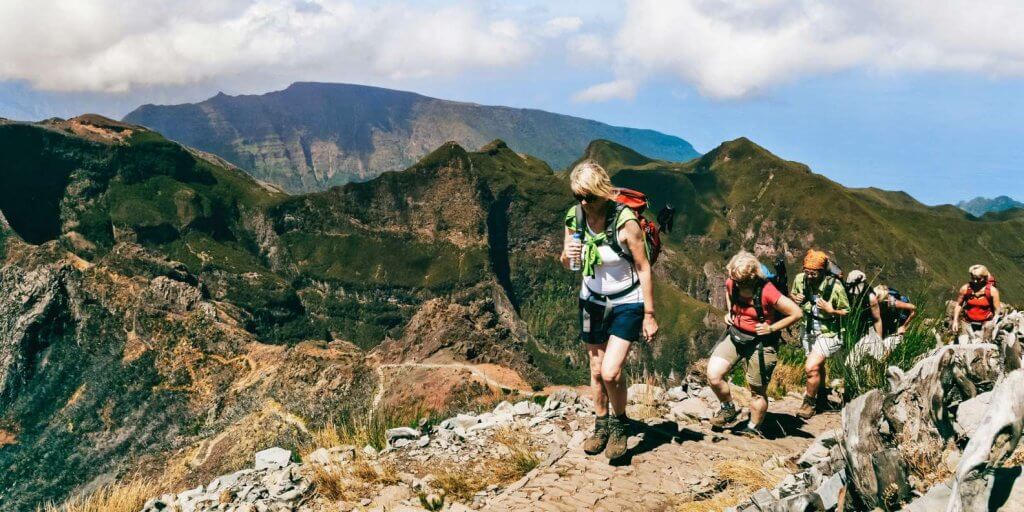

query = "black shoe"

[{"left": 735, "top": 424, "right": 765, "bottom": 439}]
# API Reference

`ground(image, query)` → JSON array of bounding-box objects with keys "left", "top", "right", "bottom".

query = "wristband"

[{"left": 644, "top": 311, "right": 655, "bottom": 316}]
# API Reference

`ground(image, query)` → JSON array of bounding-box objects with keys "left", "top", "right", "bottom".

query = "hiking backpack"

[
  {"left": 574, "top": 187, "right": 663, "bottom": 265},
  {"left": 885, "top": 287, "right": 912, "bottom": 325}
]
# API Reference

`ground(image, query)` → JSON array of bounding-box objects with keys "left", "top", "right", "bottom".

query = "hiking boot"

[
  {"left": 604, "top": 415, "right": 629, "bottom": 461},
  {"left": 797, "top": 394, "right": 816, "bottom": 420},
  {"left": 710, "top": 403, "right": 739, "bottom": 428},
  {"left": 583, "top": 415, "right": 609, "bottom": 455}
]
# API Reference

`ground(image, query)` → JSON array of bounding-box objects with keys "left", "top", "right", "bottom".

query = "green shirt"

[{"left": 791, "top": 272, "right": 850, "bottom": 336}]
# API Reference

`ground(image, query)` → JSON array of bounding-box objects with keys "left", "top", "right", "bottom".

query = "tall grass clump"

[
  {"left": 826, "top": 284, "right": 939, "bottom": 400},
  {"left": 37, "top": 479, "right": 161, "bottom": 512}
]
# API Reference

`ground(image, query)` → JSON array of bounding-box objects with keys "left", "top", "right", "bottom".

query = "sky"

[{"left": 1, "top": 0, "right": 1022, "bottom": 205}]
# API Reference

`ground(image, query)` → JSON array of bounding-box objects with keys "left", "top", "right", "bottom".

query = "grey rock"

[
  {"left": 417, "top": 435, "right": 430, "bottom": 448},
  {"left": 453, "top": 413, "right": 480, "bottom": 429},
  {"left": 669, "top": 397, "right": 712, "bottom": 421},
  {"left": 797, "top": 430, "right": 839, "bottom": 468},
  {"left": 667, "top": 386, "right": 688, "bottom": 401},
  {"left": 547, "top": 388, "right": 579, "bottom": 406},
  {"left": 813, "top": 470, "right": 845, "bottom": 510},
  {"left": 902, "top": 482, "right": 952, "bottom": 512},
  {"left": 627, "top": 383, "right": 666, "bottom": 404},
  {"left": 385, "top": 427, "right": 421, "bottom": 442},
  {"left": 953, "top": 390, "right": 993, "bottom": 438},
  {"left": 493, "top": 401, "right": 514, "bottom": 415},
  {"left": 513, "top": 400, "right": 539, "bottom": 416},
  {"left": 254, "top": 447, "right": 292, "bottom": 471}
]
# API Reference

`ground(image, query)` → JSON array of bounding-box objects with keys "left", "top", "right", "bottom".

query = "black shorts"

[{"left": 579, "top": 300, "right": 644, "bottom": 344}]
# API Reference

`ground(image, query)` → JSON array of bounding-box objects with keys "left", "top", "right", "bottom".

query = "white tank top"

[{"left": 579, "top": 222, "right": 643, "bottom": 306}]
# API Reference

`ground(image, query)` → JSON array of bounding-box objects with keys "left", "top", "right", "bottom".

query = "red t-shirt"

[{"left": 726, "top": 279, "right": 783, "bottom": 334}]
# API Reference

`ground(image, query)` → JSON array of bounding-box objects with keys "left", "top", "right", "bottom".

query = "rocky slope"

[
  {"left": 122, "top": 82, "right": 700, "bottom": 192},
  {"left": 137, "top": 377, "right": 840, "bottom": 512}
]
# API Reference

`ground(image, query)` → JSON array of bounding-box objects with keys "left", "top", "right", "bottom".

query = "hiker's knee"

[
  {"left": 805, "top": 363, "right": 821, "bottom": 378},
  {"left": 601, "top": 365, "right": 623, "bottom": 384},
  {"left": 706, "top": 356, "right": 731, "bottom": 387}
]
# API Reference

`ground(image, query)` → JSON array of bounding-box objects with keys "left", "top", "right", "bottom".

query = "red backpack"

[
  {"left": 961, "top": 276, "right": 997, "bottom": 322},
  {"left": 574, "top": 187, "right": 663, "bottom": 265}
]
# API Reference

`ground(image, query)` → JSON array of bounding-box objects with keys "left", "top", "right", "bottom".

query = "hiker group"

[{"left": 559, "top": 160, "right": 1004, "bottom": 461}]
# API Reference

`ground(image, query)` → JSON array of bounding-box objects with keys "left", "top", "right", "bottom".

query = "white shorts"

[{"left": 802, "top": 331, "right": 843, "bottom": 358}]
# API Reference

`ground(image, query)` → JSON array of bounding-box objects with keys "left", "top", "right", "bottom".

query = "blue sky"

[{"left": 2, "top": 0, "right": 1022, "bottom": 205}]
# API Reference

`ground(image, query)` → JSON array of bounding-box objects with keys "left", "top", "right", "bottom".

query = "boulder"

[
  {"left": 670, "top": 397, "right": 712, "bottom": 421},
  {"left": 254, "top": 447, "right": 292, "bottom": 471},
  {"left": 513, "top": 400, "right": 540, "bottom": 416},
  {"left": 667, "top": 386, "right": 688, "bottom": 401},
  {"left": 953, "top": 391, "right": 993, "bottom": 438},
  {"left": 627, "top": 383, "right": 666, "bottom": 404}
]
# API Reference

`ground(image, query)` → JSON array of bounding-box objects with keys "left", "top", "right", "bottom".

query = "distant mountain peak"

[
  {"left": 572, "top": 139, "right": 656, "bottom": 171},
  {"left": 957, "top": 195, "right": 1024, "bottom": 217},
  {"left": 122, "top": 82, "right": 699, "bottom": 193}
]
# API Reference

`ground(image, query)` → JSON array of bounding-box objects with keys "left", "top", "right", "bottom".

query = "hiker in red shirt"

[
  {"left": 953, "top": 264, "right": 1001, "bottom": 343},
  {"left": 707, "top": 251, "right": 803, "bottom": 437}
]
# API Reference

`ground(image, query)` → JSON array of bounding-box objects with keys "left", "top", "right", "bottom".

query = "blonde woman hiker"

[
  {"left": 560, "top": 161, "right": 658, "bottom": 461},
  {"left": 790, "top": 249, "right": 849, "bottom": 420},
  {"left": 953, "top": 264, "right": 1001, "bottom": 343},
  {"left": 706, "top": 251, "right": 803, "bottom": 437}
]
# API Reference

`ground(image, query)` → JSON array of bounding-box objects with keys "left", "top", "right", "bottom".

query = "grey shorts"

[
  {"left": 802, "top": 331, "right": 843, "bottom": 357},
  {"left": 710, "top": 335, "right": 778, "bottom": 388}
]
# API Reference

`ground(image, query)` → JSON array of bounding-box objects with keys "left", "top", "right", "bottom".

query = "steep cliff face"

[{"left": 123, "top": 82, "right": 700, "bottom": 192}]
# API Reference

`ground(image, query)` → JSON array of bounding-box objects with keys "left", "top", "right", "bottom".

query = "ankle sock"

[{"left": 747, "top": 421, "right": 759, "bottom": 430}]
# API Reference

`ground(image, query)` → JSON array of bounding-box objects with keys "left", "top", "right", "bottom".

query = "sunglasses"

[{"left": 574, "top": 193, "right": 600, "bottom": 203}]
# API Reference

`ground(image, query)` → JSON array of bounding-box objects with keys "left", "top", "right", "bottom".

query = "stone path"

[{"left": 485, "top": 396, "right": 839, "bottom": 512}]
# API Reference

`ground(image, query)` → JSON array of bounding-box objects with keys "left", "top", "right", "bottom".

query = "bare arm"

[
  {"left": 993, "top": 287, "right": 1002, "bottom": 312},
  {"left": 560, "top": 227, "right": 578, "bottom": 269},
  {"left": 769, "top": 295, "right": 803, "bottom": 332},
  {"left": 871, "top": 294, "right": 883, "bottom": 337},
  {"left": 952, "top": 285, "right": 967, "bottom": 329},
  {"left": 894, "top": 300, "right": 916, "bottom": 329},
  {"left": 622, "top": 221, "right": 658, "bottom": 339}
]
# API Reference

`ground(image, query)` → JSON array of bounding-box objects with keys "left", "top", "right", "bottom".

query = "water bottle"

[{"left": 569, "top": 233, "right": 582, "bottom": 272}]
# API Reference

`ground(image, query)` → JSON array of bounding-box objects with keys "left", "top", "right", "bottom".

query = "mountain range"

[
  {"left": 2, "top": 109, "right": 1024, "bottom": 509},
  {"left": 957, "top": 195, "right": 1024, "bottom": 217},
  {"left": 123, "top": 82, "right": 700, "bottom": 193}
]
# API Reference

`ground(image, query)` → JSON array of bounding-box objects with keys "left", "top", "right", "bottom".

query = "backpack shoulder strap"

[
  {"left": 753, "top": 281, "right": 767, "bottom": 323},
  {"left": 607, "top": 203, "right": 632, "bottom": 260},
  {"left": 574, "top": 204, "right": 585, "bottom": 239}
]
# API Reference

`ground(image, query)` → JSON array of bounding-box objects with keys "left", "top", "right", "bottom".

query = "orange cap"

[{"left": 803, "top": 250, "right": 828, "bottom": 270}]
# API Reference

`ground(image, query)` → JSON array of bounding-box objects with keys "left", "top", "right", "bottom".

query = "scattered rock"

[{"left": 254, "top": 447, "right": 291, "bottom": 471}]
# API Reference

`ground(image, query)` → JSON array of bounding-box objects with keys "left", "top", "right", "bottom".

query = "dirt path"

[{"left": 485, "top": 395, "right": 840, "bottom": 512}]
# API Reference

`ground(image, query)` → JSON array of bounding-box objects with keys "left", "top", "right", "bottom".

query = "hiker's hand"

[
  {"left": 816, "top": 298, "right": 834, "bottom": 314},
  {"left": 755, "top": 322, "right": 772, "bottom": 336},
  {"left": 897, "top": 325, "right": 907, "bottom": 335},
  {"left": 952, "top": 320, "right": 960, "bottom": 332},
  {"left": 791, "top": 292, "right": 804, "bottom": 304},
  {"left": 643, "top": 315, "right": 659, "bottom": 341},
  {"left": 564, "top": 239, "right": 582, "bottom": 261}
]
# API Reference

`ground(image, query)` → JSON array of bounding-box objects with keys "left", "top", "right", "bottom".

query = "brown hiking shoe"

[
  {"left": 797, "top": 395, "right": 816, "bottom": 420},
  {"left": 710, "top": 403, "right": 739, "bottom": 428},
  {"left": 605, "top": 415, "right": 629, "bottom": 461},
  {"left": 583, "top": 415, "right": 609, "bottom": 455}
]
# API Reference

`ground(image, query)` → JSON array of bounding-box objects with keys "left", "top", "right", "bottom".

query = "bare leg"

[
  {"left": 600, "top": 336, "right": 633, "bottom": 416},
  {"left": 748, "top": 385, "right": 769, "bottom": 426},
  {"left": 805, "top": 349, "right": 827, "bottom": 399},
  {"left": 587, "top": 343, "right": 609, "bottom": 416},
  {"left": 706, "top": 356, "right": 734, "bottom": 405}
]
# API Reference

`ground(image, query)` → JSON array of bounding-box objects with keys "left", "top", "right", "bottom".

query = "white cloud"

[
  {"left": 576, "top": 0, "right": 1024, "bottom": 100},
  {"left": 0, "top": 0, "right": 534, "bottom": 92},
  {"left": 572, "top": 79, "right": 636, "bottom": 102},
  {"left": 543, "top": 16, "right": 583, "bottom": 37},
  {"left": 567, "top": 34, "right": 610, "bottom": 63}
]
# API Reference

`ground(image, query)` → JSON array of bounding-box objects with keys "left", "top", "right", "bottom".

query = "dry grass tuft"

[
  {"left": 490, "top": 426, "right": 543, "bottom": 483},
  {"left": 674, "top": 459, "right": 783, "bottom": 512},
  {"left": 767, "top": 360, "right": 805, "bottom": 399},
  {"left": 431, "top": 426, "right": 543, "bottom": 504},
  {"left": 433, "top": 469, "right": 488, "bottom": 503},
  {"left": 352, "top": 459, "right": 400, "bottom": 486},
  {"left": 310, "top": 464, "right": 358, "bottom": 502},
  {"left": 1004, "top": 443, "right": 1024, "bottom": 467},
  {"left": 37, "top": 479, "right": 161, "bottom": 512},
  {"left": 903, "top": 442, "right": 953, "bottom": 490}
]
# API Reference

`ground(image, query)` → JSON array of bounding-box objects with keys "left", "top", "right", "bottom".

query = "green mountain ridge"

[
  {"left": 1, "top": 116, "right": 1022, "bottom": 510},
  {"left": 121, "top": 82, "right": 700, "bottom": 193}
]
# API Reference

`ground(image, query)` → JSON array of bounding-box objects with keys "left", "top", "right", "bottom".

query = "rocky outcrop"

[{"left": 729, "top": 310, "right": 1024, "bottom": 512}]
